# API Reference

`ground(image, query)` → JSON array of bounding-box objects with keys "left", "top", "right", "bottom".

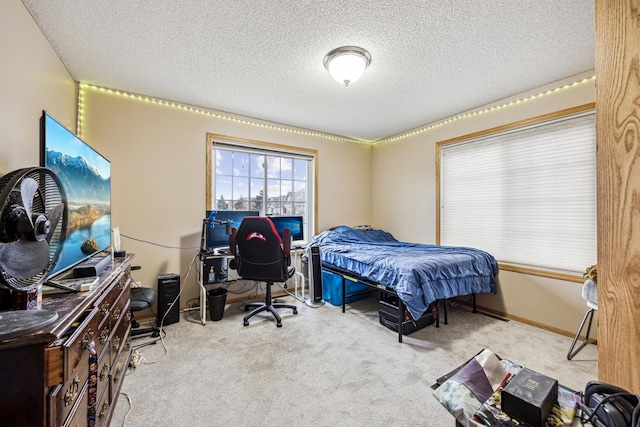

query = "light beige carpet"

[{"left": 110, "top": 294, "right": 598, "bottom": 427}]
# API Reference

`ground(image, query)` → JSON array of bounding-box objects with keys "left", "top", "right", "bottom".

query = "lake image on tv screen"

[{"left": 45, "top": 147, "right": 111, "bottom": 274}]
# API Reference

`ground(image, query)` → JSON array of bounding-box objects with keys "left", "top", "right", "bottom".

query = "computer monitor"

[
  {"left": 205, "top": 210, "right": 259, "bottom": 250},
  {"left": 268, "top": 215, "right": 305, "bottom": 244}
]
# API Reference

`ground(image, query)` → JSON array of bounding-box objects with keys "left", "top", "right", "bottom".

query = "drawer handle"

[
  {"left": 100, "top": 302, "right": 110, "bottom": 316},
  {"left": 64, "top": 376, "right": 80, "bottom": 406},
  {"left": 111, "top": 336, "right": 121, "bottom": 351},
  {"left": 114, "top": 366, "right": 123, "bottom": 384},
  {"left": 99, "top": 327, "right": 110, "bottom": 345},
  {"left": 119, "top": 278, "right": 128, "bottom": 289},
  {"left": 81, "top": 330, "right": 94, "bottom": 350},
  {"left": 125, "top": 311, "right": 132, "bottom": 321},
  {"left": 100, "top": 363, "right": 110, "bottom": 380},
  {"left": 112, "top": 307, "right": 121, "bottom": 320},
  {"left": 98, "top": 401, "right": 109, "bottom": 420}
]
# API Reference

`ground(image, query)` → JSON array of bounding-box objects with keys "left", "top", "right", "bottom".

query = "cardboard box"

[{"left": 501, "top": 367, "right": 558, "bottom": 427}]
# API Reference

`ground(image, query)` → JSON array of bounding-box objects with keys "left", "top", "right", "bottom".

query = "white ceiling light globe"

[{"left": 324, "top": 46, "right": 371, "bottom": 87}]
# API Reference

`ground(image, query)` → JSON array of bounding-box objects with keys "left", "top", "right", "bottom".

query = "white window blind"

[{"left": 439, "top": 110, "right": 596, "bottom": 275}]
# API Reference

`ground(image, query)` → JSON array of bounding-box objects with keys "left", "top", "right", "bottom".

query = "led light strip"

[
  {"left": 78, "top": 75, "right": 595, "bottom": 145},
  {"left": 375, "top": 75, "right": 596, "bottom": 145},
  {"left": 77, "top": 82, "right": 370, "bottom": 144}
]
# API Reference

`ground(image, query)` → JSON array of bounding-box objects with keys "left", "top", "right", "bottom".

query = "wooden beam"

[{"left": 595, "top": 0, "right": 640, "bottom": 394}]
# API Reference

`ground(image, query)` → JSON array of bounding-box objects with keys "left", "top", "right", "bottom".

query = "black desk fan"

[{"left": 0, "top": 167, "right": 68, "bottom": 341}]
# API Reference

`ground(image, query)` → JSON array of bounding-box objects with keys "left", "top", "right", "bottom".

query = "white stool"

[{"left": 567, "top": 278, "right": 598, "bottom": 360}]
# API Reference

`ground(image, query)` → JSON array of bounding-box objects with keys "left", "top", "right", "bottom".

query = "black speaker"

[
  {"left": 305, "top": 246, "right": 324, "bottom": 307},
  {"left": 157, "top": 274, "right": 180, "bottom": 326}
]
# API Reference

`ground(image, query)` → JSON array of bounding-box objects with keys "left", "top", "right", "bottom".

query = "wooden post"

[{"left": 595, "top": 0, "right": 640, "bottom": 394}]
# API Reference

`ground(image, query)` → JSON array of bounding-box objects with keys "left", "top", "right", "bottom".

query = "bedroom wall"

[
  {"left": 4, "top": 0, "right": 597, "bottom": 341},
  {"left": 2, "top": 0, "right": 372, "bottom": 315},
  {"left": 80, "top": 88, "right": 372, "bottom": 309},
  {"left": 0, "top": 0, "right": 77, "bottom": 174},
  {"left": 371, "top": 70, "right": 597, "bottom": 338}
]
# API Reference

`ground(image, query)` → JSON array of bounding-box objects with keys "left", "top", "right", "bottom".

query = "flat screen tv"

[
  {"left": 268, "top": 215, "right": 305, "bottom": 243},
  {"left": 205, "top": 210, "right": 259, "bottom": 250},
  {"left": 40, "top": 111, "right": 111, "bottom": 277}
]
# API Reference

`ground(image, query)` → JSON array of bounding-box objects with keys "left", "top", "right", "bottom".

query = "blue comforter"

[{"left": 308, "top": 226, "right": 498, "bottom": 320}]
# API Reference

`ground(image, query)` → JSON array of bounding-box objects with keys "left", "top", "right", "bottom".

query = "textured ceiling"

[{"left": 21, "top": 0, "right": 594, "bottom": 142}]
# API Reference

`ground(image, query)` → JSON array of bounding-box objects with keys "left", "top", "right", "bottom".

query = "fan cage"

[{"left": 0, "top": 167, "right": 68, "bottom": 290}]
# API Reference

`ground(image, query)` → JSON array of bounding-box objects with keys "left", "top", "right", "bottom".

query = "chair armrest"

[
  {"left": 228, "top": 227, "right": 238, "bottom": 270},
  {"left": 283, "top": 227, "right": 291, "bottom": 265},
  {"left": 229, "top": 227, "right": 237, "bottom": 256}
]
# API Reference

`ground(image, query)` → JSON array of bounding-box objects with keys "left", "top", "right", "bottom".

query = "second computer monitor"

[{"left": 268, "top": 215, "right": 304, "bottom": 243}]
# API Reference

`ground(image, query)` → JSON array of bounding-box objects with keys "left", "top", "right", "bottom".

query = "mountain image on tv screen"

[
  {"left": 42, "top": 112, "right": 111, "bottom": 275},
  {"left": 46, "top": 149, "right": 110, "bottom": 204}
]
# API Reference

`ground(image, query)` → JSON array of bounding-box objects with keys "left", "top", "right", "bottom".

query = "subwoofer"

[
  {"left": 157, "top": 273, "right": 180, "bottom": 326},
  {"left": 305, "top": 246, "right": 325, "bottom": 307}
]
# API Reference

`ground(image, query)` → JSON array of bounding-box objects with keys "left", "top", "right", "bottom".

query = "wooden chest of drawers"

[{"left": 0, "top": 254, "right": 134, "bottom": 427}]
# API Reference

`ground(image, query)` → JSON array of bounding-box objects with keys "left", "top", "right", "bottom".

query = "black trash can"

[{"left": 207, "top": 287, "right": 227, "bottom": 321}]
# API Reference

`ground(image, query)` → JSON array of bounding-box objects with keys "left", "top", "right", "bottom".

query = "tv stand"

[{"left": 0, "top": 254, "right": 135, "bottom": 427}]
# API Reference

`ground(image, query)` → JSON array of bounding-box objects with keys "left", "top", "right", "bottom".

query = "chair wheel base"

[{"left": 242, "top": 300, "right": 297, "bottom": 328}]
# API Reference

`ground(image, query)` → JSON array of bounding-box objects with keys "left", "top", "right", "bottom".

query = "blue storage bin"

[{"left": 322, "top": 269, "right": 369, "bottom": 306}]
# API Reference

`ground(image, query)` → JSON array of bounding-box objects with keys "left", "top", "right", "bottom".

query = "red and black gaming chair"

[{"left": 229, "top": 216, "right": 298, "bottom": 327}]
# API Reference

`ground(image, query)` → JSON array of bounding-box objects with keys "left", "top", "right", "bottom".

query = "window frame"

[
  {"left": 436, "top": 103, "right": 596, "bottom": 282},
  {"left": 206, "top": 133, "right": 318, "bottom": 239}
]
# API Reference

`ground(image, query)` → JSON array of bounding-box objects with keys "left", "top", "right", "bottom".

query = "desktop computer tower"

[{"left": 157, "top": 273, "right": 180, "bottom": 326}]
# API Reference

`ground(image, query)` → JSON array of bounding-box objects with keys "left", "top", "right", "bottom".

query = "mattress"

[{"left": 308, "top": 226, "right": 498, "bottom": 319}]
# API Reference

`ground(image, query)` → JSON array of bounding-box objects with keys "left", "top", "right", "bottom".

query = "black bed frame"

[{"left": 321, "top": 264, "right": 482, "bottom": 343}]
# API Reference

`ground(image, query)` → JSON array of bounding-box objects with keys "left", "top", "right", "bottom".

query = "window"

[
  {"left": 206, "top": 134, "right": 317, "bottom": 239},
  {"left": 437, "top": 105, "right": 596, "bottom": 278}
]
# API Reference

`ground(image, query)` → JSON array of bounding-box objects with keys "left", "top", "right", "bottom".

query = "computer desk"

[{"left": 197, "top": 247, "right": 306, "bottom": 325}]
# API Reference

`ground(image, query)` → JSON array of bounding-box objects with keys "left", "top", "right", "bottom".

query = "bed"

[{"left": 308, "top": 226, "right": 499, "bottom": 341}]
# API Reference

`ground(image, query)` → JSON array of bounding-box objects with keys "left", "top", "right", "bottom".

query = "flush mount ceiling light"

[{"left": 323, "top": 46, "right": 371, "bottom": 87}]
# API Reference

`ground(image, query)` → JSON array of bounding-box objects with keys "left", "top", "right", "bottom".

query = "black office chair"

[
  {"left": 229, "top": 216, "right": 298, "bottom": 327},
  {"left": 129, "top": 266, "right": 160, "bottom": 337}
]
